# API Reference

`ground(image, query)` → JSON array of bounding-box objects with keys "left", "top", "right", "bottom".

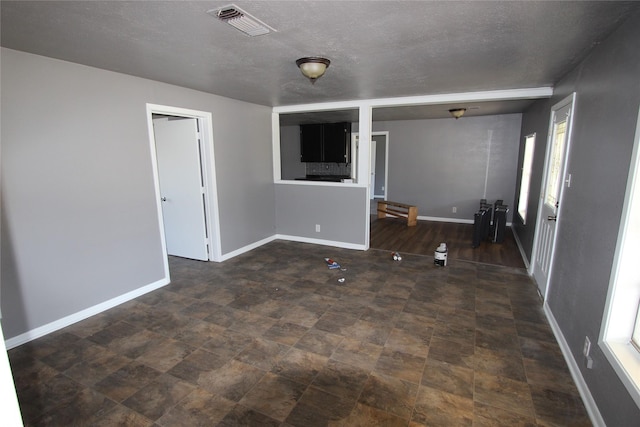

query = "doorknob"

[
  {"left": 547, "top": 215, "right": 557, "bottom": 221},
  {"left": 161, "top": 197, "right": 167, "bottom": 202}
]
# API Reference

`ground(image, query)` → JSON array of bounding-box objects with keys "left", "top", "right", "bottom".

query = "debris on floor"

[
  {"left": 337, "top": 277, "right": 346, "bottom": 283},
  {"left": 434, "top": 242, "right": 448, "bottom": 266},
  {"left": 324, "top": 257, "right": 341, "bottom": 269}
]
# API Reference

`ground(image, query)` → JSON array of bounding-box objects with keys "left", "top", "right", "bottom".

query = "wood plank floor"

[{"left": 370, "top": 216, "right": 525, "bottom": 269}]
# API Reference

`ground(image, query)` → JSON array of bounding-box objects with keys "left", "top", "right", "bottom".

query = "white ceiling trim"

[{"left": 272, "top": 87, "right": 553, "bottom": 114}]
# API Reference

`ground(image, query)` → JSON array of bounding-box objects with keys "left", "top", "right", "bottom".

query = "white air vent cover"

[{"left": 207, "top": 4, "right": 276, "bottom": 37}]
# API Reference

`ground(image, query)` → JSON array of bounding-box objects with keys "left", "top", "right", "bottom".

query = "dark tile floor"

[{"left": 8, "top": 241, "right": 591, "bottom": 426}]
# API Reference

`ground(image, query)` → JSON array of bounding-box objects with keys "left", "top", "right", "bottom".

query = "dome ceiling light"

[
  {"left": 449, "top": 108, "right": 467, "bottom": 119},
  {"left": 296, "top": 57, "right": 331, "bottom": 84}
]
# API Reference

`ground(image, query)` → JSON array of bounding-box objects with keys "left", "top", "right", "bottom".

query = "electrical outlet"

[
  {"left": 583, "top": 336, "right": 591, "bottom": 357},
  {"left": 315, "top": 224, "right": 321, "bottom": 232},
  {"left": 452, "top": 207, "right": 457, "bottom": 213}
]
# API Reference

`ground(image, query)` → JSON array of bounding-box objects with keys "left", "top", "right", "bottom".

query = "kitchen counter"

[{"left": 296, "top": 175, "right": 351, "bottom": 182}]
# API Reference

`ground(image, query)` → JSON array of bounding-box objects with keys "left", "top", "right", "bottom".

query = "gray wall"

[
  {"left": 275, "top": 184, "right": 367, "bottom": 246},
  {"left": 513, "top": 12, "right": 640, "bottom": 424},
  {"left": 373, "top": 115, "right": 522, "bottom": 221},
  {"left": 1, "top": 48, "right": 275, "bottom": 339}
]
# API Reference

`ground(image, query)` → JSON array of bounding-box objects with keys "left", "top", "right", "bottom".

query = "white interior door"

[
  {"left": 154, "top": 117, "right": 209, "bottom": 261},
  {"left": 532, "top": 95, "right": 574, "bottom": 298}
]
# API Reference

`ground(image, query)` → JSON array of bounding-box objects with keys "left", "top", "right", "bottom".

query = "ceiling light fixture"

[
  {"left": 449, "top": 108, "right": 466, "bottom": 119},
  {"left": 296, "top": 57, "right": 331, "bottom": 84}
]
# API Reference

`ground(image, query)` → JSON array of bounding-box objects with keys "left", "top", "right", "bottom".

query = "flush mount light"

[
  {"left": 296, "top": 57, "right": 331, "bottom": 84},
  {"left": 449, "top": 108, "right": 466, "bottom": 119}
]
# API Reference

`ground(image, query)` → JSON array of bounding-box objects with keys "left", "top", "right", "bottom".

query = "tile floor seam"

[{"left": 154, "top": 382, "right": 202, "bottom": 425}]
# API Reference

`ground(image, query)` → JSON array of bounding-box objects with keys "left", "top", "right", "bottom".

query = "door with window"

[{"left": 533, "top": 94, "right": 575, "bottom": 298}]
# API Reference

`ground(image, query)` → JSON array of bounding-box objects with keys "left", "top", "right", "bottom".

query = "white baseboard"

[
  {"left": 218, "top": 234, "right": 366, "bottom": 261},
  {"left": 416, "top": 215, "right": 475, "bottom": 224},
  {"left": 276, "top": 234, "right": 366, "bottom": 251},
  {"left": 218, "top": 235, "right": 278, "bottom": 261},
  {"left": 511, "top": 226, "right": 530, "bottom": 270},
  {"left": 5, "top": 277, "right": 170, "bottom": 350},
  {"left": 543, "top": 303, "right": 605, "bottom": 427},
  {"left": 5, "top": 234, "right": 366, "bottom": 349},
  {"left": 414, "top": 215, "right": 513, "bottom": 226}
]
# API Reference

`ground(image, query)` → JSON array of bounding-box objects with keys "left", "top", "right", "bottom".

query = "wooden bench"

[{"left": 377, "top": 200, "right": 418, "bottom": 226}]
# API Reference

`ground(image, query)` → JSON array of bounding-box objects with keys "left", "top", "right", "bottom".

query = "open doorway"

[
  {"left": 146, "top": 104, "right": 222, "bottom": 265},
  {"left": 371, "top": 132, "right": 389, "bottom": 200},
  {"left": 354, "top": 131, "right": 389, "bottom": 214}
]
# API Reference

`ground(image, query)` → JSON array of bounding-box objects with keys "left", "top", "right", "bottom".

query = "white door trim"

[
  {"left": 354, "top": 131, "right": 389, "bottom": 199},
  {"left": 0, "top": 324, "right": 23, "bottom": 425},
  {"left": 146, "top": 104, "right": 222, "bottom": 263},
  {"left": 530, "top": 93, "right": 577, "bottom": 300}
]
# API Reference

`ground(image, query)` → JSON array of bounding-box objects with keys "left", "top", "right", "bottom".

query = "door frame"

[
  {"left": 369, "top": 138, "right": 376, "bottom": 200},
  {"left": 353, "top": 131, "right": 389, "bottom": 199},
  {"left": 371, "top": 131, "right": 389, "bottom": 199},
  {"left": 530, "top": 93, "right": 577, "bottom": 300},
  {"left": 146, "top": 104, "right": 222, "bottom": 263}
]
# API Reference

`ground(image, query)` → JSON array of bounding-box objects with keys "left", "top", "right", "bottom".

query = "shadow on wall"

[{"left": 1, "top": 202, "right": 28, "bottom": 341}]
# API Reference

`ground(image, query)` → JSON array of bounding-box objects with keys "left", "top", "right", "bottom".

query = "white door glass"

[{"left": 545, "top": 120, "right": 568, "bottom": 211}]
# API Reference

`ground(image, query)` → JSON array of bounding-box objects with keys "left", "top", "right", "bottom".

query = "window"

[
  {"left": 600, "top": 107, "right": 640, "bottom": 408},
  {"left": 517, "top": 133, "right": 536, "bottom": 224}
]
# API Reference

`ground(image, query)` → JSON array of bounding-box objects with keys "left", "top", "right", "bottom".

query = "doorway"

[
  {"left": 531, "top": 93, "right": 576, "bottom": 299},
  {"left": 354, "top": 131, "right": 389, "bottom": 213},
  {"left": 146, "top": 104, "right": 222, "bottom": 263},
  {"left": 371, "top": 132, "right": 389, "bottom": 199}
]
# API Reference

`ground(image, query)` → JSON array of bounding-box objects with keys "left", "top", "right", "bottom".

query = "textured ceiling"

[{"left": 2, "top": 1, "right": 638, "bottom": 120}]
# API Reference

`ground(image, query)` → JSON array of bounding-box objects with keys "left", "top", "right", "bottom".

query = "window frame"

[
  {"left": 600, "top": 106, "right": 640, "bottom": 409},
  {"left": 517, "top": 133, "right": 536, "bottom": 224}
]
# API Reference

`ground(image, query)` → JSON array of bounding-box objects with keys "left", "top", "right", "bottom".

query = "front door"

[
  {"left": 532, "top": 94, "right": 575, "bottom": 298},
  {"left": 153, "top": 117, "right": 209, "bottom": 261}
]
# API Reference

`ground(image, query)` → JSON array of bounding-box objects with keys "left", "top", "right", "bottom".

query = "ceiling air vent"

[{"left": 208, "top": 4, "right": 276, "bottom": 37}]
